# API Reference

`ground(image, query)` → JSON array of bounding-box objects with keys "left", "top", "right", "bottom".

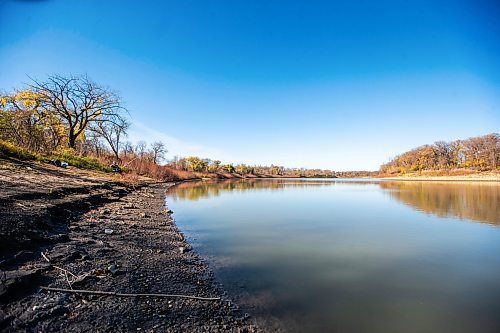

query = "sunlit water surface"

[{"left": 166, "top": 179, "right": 500, "bottom": 333}]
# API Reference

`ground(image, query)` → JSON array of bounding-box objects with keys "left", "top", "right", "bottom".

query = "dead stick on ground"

[
  {"left": 54, "top": 266, "right": 78, "bottom": 279},
  {"left": 41, "top": 252, "right": 78, "bottom": 280},
  {"left": 63, "top": 270, "right": 74, "bottom": 290},
  {"left": 40, "top": 286, "right": 221, "bottom": 301},
  {"left": 41, "top": 252, "right": 50, "bottom": 263}
]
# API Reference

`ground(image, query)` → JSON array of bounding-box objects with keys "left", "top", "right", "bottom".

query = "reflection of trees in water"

[
  {"left": 166, "top": 179, "right": 375, "bottom": 201},
  {"left": 380, "top": 181, "right": 500, "bottom": 225},
  {"left": 167, "top": 179, "right": 281, "bottom": 201},
  {"left": 168, "top": 179, "right": 315, "bottom": 201},
  {"left": 168, "top": 179, "right": 499, "bottom": 226}
]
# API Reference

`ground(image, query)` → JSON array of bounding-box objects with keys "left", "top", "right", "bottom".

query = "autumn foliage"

[{"left": 380, "top": 133, "right": 500, "bottom": 174}]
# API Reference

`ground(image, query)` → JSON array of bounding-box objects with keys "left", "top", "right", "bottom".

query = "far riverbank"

[{"left": 378, "top": 170, "right": 500, "bottom": 181}]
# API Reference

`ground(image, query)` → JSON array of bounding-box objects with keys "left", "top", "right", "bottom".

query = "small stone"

[
  {"left": 107, "top": 264, "right": 118, "bottom": 275},
  {"left": 104, "top": 228, "right": 114, "bottom": 235}
]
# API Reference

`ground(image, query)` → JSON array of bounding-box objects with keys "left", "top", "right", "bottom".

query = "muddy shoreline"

[{"left": 0, "top": 159, "right": 257, "bottom": 332}]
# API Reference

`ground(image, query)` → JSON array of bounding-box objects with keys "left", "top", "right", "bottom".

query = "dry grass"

[{"left": 380, "top": 169, "right": 500, "bottom": 181}]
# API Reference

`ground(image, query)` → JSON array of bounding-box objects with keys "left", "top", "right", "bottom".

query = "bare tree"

[
  {"left": 150, "top": 141, "right": 167, "bottom": 164},
  {"left": 29, "top": 74, "right": 127, "bottom": 149},
  {"left": 122, "top": 141, "right": 134, "bottom": 158},
  {"left": 434, "top": 141, "right": 453, "bottom": 168},
  {"left": 135, "top": 141, "right": 147, "bottom": 159},
  {"left": 85, "top": 133, "right": 107, "bottom": 158},
  {"left": 90, "top": 115, "right": 130, "bottom": 160}
]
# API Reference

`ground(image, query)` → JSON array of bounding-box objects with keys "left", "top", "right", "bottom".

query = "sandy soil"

[
  {"left": 0, "top": 158, "right": 257, "bottom": 332},
  {"left": 381, "top": 174, "right": 500, "bottom": 181},
  {"left": 377, "top": 169, "right": 500, "bottom": 181}
]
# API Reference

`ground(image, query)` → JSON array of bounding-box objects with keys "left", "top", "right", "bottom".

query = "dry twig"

[
  {"left": 41, "top": 252, "right": 79, "bottom": 288},
  {"left": 40, "top": 286, "right": 221, "bottom": 301},
  {"left": 41, "top": 252, "right": 50, "bottom": 263}
]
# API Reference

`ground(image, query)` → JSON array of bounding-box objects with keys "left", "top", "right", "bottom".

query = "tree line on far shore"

[
  {"left": 166, "top": 156, "right": 341, "bottom": 177},
  {"left": 380, "top": 133, "right": 499, "bottom": 174}
]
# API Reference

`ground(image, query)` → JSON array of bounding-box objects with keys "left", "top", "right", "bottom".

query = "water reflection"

[
  {"left": 169, "top": 179, "right": 291, "bottom": 201},
  {"left": 168, "top": 178, "right": 379, "bottom": 200},
  {"left": 380, "top": 181, "right": 500, "bottom": 225},
  {"left": 167, "top": 179, "right": 500, "bottom": 225}
]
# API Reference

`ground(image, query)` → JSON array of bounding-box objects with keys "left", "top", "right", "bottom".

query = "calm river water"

[{"left": 166, "top": 179, "right": 500, "bottom": 333}]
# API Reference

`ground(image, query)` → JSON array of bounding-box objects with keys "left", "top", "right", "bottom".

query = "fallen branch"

[{"left": 40, "top": 286, "right": 221, "bottom": 301}]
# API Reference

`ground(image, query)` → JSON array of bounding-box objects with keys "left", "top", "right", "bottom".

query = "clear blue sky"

[{"left": 1, "top": 0, "right": 499, "bottom": 170}]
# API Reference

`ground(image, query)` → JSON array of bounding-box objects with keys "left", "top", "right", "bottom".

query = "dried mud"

[{"left": 0, "top": 159, "right": 257, "bottom": 332}]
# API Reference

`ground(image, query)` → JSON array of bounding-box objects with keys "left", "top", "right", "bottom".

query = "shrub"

[
  {"left": 0, "top": 140, "right": 45, "bottom": 162},
  {"left": 51, "top": 152, "right": 111, "bottom": 172},
  {"left": 0, "top": 139, "right": 110, "bottom": 172}
]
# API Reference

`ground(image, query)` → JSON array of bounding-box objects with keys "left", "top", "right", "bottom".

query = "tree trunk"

[
  {"left": 68, "top": 129, "right": 76, "bottom": 149},
  {"left": 113, "top": 148, "right": 120, "bottom": 162}
]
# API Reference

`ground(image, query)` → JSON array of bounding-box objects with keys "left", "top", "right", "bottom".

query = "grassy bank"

[{"left": 0, "top": 140, "right": 111, "bottom": 172}]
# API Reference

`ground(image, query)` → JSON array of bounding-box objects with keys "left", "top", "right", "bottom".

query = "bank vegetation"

[{"left": 380, "top": 133, "right": 499, "bottom": 176}]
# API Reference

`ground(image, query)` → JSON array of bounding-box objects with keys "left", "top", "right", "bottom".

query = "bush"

[
  {"left": 52, "top": 152, "right": 111, "bottom": 172},
  {"left": 0, "top": 140, "right": 45, "bottom": 162},
  {"left": 0, "top": 139, "right": 110, "bottom": 172}
]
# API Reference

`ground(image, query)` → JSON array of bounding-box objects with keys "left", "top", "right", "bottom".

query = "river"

[{"left": 166, "top": 179, "right": 500, "bottom": 333}]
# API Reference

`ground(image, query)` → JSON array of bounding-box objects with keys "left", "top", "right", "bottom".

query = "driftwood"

[{"left": 40, "top": 286, "right": 221, "bottom": 301}]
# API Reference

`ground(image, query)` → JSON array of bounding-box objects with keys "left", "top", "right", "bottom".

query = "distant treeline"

[
  {"left": 167, "top": 157, "right": 377, "bottom": 178},
  {"left": 167, "top": 156, "right": 339, "bottom": 177},
  {"left": 380, "top": 133, "right": 499, "bottom": 174},
  {"left": 335, "top": 170, "right": 379, "bottom": 178}
]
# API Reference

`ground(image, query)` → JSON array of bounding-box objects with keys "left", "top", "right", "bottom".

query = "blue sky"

[{"left": 0, "top": 0, "right": 499, "bottom": 170}]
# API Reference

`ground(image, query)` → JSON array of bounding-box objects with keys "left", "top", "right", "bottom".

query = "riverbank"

[
  {"left": 0, "top": 158, "right": 257, "bottom": 332},
  {"left": 378, "top": 170, "right": 500, "bottom": 181}
]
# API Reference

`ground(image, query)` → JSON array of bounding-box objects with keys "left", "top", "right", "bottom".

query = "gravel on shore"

[{"left": 0, "top": 159, "right": 257, "bottom": 332}]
